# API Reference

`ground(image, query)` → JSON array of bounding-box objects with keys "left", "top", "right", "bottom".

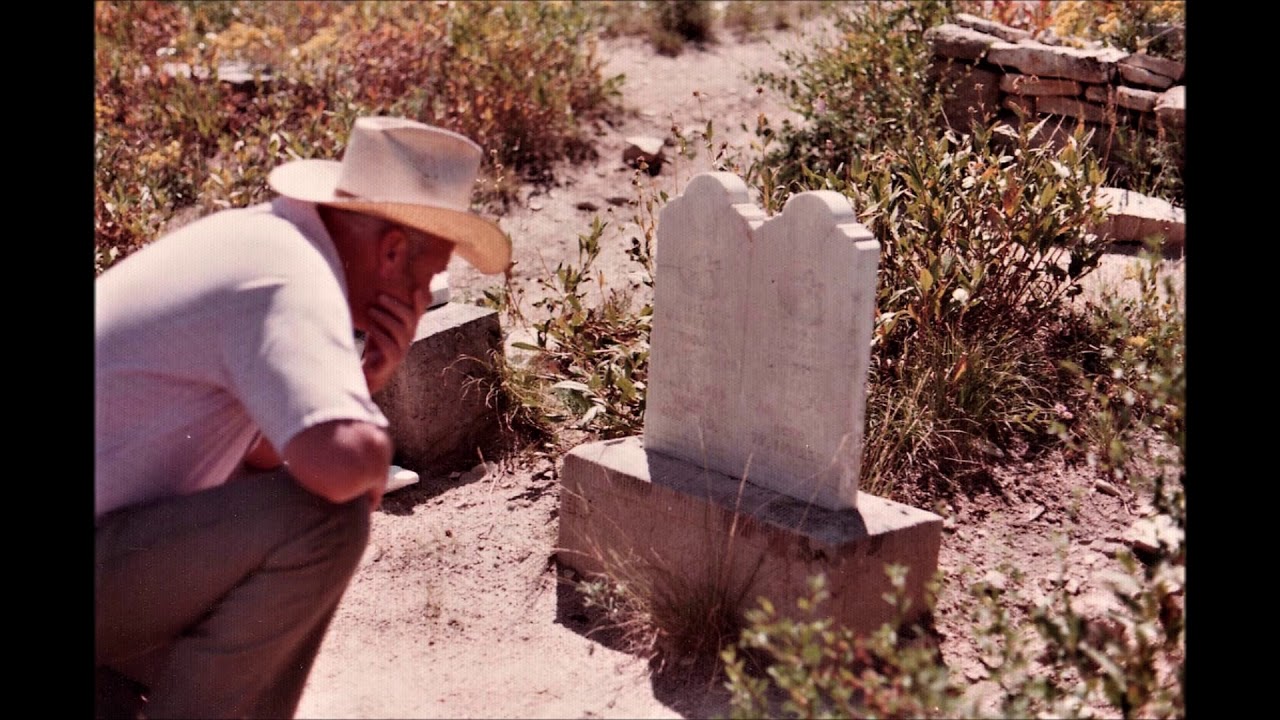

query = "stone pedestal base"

[
  {"left": 373, "top": 302, "right": 503, "bottom": 477},
  {"left": 557, "top": 436, "right": 944, "bottom": 636}
]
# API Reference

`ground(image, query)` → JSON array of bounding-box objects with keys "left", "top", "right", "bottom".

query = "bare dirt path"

[{"left": 296, "top": 19, "right": 1174, "bottom": 719}]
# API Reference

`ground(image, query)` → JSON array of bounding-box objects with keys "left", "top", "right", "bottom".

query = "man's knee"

[{"left": 234, "top": 472, "right": 375, "bottom": 588}]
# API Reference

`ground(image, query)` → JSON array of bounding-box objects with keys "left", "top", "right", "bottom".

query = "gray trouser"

[{"left": 95, "top": 470, "right": 371, "bottom": 719}]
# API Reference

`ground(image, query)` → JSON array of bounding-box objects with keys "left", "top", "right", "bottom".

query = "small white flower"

[{"left": 951, "top": 288, "right": 970, "bottom": 304}]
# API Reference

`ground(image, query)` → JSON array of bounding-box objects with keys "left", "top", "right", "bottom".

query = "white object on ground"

[
  {"left": 386, "top": 465, "right": 420, "bottom": 493},
  {"left": 428, "top": 272, "right": 450, "bottom": 308}
]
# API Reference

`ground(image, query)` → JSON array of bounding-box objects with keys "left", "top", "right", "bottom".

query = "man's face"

[
  {"left": 393, "top": 230, "right": 453, "bottom": 315},
  {"left": 320, "top": 205, "right": 456, "bottom": 332}
]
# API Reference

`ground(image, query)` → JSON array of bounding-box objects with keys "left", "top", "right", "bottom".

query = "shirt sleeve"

[{"left": 219, "top": 251, "right": 389, "bottom": 456}]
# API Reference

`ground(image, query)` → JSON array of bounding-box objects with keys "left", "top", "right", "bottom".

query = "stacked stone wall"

[{"left": 926, "top": 14, "right": 1184, "bottom": 161}]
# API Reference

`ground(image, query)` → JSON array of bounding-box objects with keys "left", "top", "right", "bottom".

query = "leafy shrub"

[
  {"left": 751, "top": 0, "right": 954, "bottom": 186},
  {"left": 296, "top": 1, "right": 622, "bottom": 188},
  {"left": 741, "top": 2, "right": 1120, "bottom": 493},
  {"left": 500, "top": 198, "right": 655, "bottom": 439},
  {"left": 859, "top": 121, "right": 1109, "bottom": 343},
  {"left": 722, "top": 571, "right": 956, "bottom": 719},
  {"left": 95, "top": 1, "right": 235, "bottom": 272},
  {"left": 1051, "top": 0, "right": 1185, "bottom": 60},
  {"left": 1056, "top": 241, "right": 1185, "bottom": 482},
  {"left": 95, "top": 0, "right": 624, "bottom": 274}
]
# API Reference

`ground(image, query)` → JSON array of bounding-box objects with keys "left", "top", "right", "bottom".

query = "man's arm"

[
  {"left": 240, "top": 281, "right": 422, "bottom": 508},
  {"left": 284, "top": 290, "right": 421, "bottom": 510},
  {"left": 282, "top": 419, "right": 393, "bottom": 509}
]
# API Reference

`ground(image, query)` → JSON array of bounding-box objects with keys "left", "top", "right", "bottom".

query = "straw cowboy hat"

[{"left": 268, "top": 116, "right": 511, "bottom": 274}]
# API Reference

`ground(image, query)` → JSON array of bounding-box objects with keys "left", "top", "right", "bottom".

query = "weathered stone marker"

[
  {"left": 558, "top": 172, "right": 943, "bottom": 637},
  {"left": 645, "top": 172, "right": 878, "bottom": 510}
]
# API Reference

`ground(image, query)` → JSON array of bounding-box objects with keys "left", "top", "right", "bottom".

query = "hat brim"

[{"left": 268, "top": 159, "right": 511, "bottom": 274}]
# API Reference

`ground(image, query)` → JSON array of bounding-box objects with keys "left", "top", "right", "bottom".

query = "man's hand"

[{"left": 362, "top": 290, "right": 427, "bottom": 394}]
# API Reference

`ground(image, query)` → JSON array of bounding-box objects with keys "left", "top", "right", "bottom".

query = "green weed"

[
  {"left": 722, "top": 570, "right": 956, "bottom": 719},
  {"left": 497, "top": 212, "right": 652, "bottom": 440},
  {"left": 750, "top": 0, "right": 954, "bottom": 185},
  {"left": 1056, "top": 240, "right": 1185, "bottom": 483}
]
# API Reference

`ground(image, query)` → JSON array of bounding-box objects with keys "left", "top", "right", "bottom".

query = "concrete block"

[
  {"left": 372, "top": 302, "right": 503, "bottom": 477},
  {"left": 1093, "top": 187, "right": 1185, "bottom": 249},
  {"left": 557, "top": 436, "right": 944, "bottom": 637}
]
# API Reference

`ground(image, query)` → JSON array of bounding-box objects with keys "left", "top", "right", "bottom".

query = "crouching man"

[{"left": 95, "top": 117, "right": 511, "bottom": 718}]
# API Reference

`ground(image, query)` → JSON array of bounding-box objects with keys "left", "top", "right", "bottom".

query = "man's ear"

[{"left": 376, "top": 227, "right": 410, "bottom": 280}]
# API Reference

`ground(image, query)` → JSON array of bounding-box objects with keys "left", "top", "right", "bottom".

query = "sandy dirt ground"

[{"left": 296, "top": 18, "right": 1183, "bottom": 720}]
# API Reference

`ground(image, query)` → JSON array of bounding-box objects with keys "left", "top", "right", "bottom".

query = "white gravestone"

[{"left": 644, "top": 172, "right": 879, "bottom": 510}]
